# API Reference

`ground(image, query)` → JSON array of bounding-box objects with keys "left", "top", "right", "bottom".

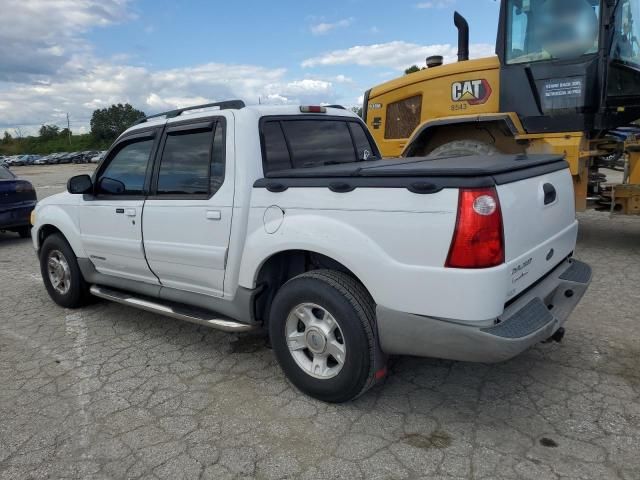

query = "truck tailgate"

[{"left": 497, "top": 167, "right": 578, "bottom": 299}]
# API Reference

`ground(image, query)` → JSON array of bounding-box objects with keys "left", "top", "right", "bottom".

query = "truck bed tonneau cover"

[{"left": 265, "top": 154, "right": 567, "bottom": 179}]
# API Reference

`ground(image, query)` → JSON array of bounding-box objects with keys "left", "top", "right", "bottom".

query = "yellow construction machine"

[{"left": 363, "top": 0, "right": 640, "bottom": 213}]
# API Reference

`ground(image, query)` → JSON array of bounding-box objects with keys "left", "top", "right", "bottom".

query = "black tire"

[
  {"left": 39, "top": 233, "right": 91, "bottom": 308},
  {"left": 17, "top": 226, "right": 31, "bottom": 238},
  {"left": 269, "top": 269, "right": 378, "bottom": 403},
  {"left": 429, "top": 139, "right": 500, "bottom": 158}
]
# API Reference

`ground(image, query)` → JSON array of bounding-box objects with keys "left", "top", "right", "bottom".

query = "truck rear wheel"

[
  {"left": 429, "top": 140, "right": 499, "bottom": 158},
  {"left": 269, "top": 270, "right": 378, "bottom": 403}
]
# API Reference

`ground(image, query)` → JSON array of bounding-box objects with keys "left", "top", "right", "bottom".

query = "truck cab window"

[
  {"left": 262, "top": 122, "right": 292, "bottom": 172},
  {"left": 157, "top": 127, "right": 219, "bottom": 196},
  {"left": 282, "top": 120, "right": 355, "bottom": 169},
  {"left": 350, "top": 122, "right": 376, "bottom": 160},
  {"left": 97, "top": 139, "right": 154, "bottom": 195},
  {"left": 261, "top": 118, "right": 376, "bottom": 173}
]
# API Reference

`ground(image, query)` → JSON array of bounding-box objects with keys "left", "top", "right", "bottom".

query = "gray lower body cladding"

[
  {"left": 376, "top": 258, "right": 592, "bottom": 363},
  {"left": 77, "top": 258, "right": 258, "bottom": 326}
]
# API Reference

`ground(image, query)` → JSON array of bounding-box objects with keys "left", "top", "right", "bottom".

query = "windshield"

[
  {"left": 506, "top": 0, "right": 601, "bottom": 64},
  {"left": 611, "top": 0, "right": 640, "bottom": 68}
]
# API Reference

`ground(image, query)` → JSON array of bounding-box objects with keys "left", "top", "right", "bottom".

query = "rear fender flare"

[{"left": 238, "top": 213, "right": 396, "bottom": 304}]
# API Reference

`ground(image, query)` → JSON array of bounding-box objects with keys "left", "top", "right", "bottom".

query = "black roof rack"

[
  {"left": 325, "top": 104, "right": 346, "bottom": 110},
  {"left": 135, "top": 100, "right": 246, "bottom": 125}
]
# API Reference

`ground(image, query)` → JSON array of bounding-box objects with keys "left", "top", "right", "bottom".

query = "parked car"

[
  {"left": 0, "top": 165, "right": 37, "bottom": 238},
  {"left": 70, "top": 152, "right": 87, "bottom": 164},
  {"left": 48, "top": 153, "right": 67, "bottom": 164},
  {"left": 57, "top": 153, "right": 74, "bottom": 164},
  {"left": 32, "top": 102, "right": 592, "bottom": 402},
  {"left": 89, "top": 151, "right": 106, "bottom": 163}
]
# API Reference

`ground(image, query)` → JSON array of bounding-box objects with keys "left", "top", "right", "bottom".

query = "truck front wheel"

[
  {"left": 269, "top": 270, "right": 378, "bottom": 403},
  {"left": 39, "top": 233, "right": 91, "bottom": 308}
]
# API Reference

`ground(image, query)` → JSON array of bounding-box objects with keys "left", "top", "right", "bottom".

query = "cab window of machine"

[
  {"left": 384, "top": 95, "right": 422, "bottom": 140},
  {"left": 506, "top": 0, "right": 600, "bottom": 65},
  {"left": 611, "top": 0, "right": 640, "bottom": 68}
]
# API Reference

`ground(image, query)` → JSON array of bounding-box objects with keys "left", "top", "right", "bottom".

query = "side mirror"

[{"left": 67, "top": 174, "right": 93, "bottom": 194}]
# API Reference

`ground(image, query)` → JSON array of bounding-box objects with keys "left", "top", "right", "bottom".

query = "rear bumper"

[
  {"left": 0, "top": 203, "right": 35, "bottom": 229},
  {"left": 376, "top": 258, "right": 591, "bottom": 363}
]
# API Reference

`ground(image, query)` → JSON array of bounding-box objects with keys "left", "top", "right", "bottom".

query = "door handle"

[
  {"left": 124, "top": 208, "right": 137, "bottom": 217},
  {"left": 206, "top": 210, "right": 222, "bottom": 220}
]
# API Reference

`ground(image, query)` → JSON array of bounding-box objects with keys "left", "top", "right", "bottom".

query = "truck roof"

[{"left": 125, "top": 104, "right": 358, "bottom": 136}]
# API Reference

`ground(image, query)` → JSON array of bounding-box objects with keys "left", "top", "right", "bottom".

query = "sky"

[{"left": 0, "top": 0, "right": 500, "bottom": 135}]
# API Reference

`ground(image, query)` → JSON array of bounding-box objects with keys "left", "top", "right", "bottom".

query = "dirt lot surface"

[{"left": 1, "top": 164, "right": 639, "bottom": 479}]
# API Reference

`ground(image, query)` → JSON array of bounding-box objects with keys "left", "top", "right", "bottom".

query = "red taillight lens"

[{"left": 445, "top": 187, "right": 505, "bottom": 269}]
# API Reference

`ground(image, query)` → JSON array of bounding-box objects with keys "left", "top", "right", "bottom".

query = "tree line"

[{"left": 1, "top": 104, "right": 145, "bottom": 155}]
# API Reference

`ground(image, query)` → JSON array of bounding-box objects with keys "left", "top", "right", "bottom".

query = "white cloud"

[
  {"left": 416, "top": 0, "right": 456, "bottom": 8},
  {"left": 0, "top": 0, "right": 132, "bottom": 82},
  {"left": 302, "top": 41, "right": 495, "bottom": 70},
  {"left": 0, "top": 58, "right": 342, "bottom": 133},
  {"left": 310, "top": 18, "right": 353, "bottom": 35},
  {"left": 0, "top": 2, "right": 353, "bottom": 134}
]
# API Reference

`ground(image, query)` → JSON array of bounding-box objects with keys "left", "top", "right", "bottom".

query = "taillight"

[{"left": 445, "top": 187, "right": 505, "bottom": 269}]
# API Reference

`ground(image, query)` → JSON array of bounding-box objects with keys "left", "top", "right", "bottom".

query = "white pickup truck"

[{"left": 32, "top": 101, "right": 592, "bottom": 402}]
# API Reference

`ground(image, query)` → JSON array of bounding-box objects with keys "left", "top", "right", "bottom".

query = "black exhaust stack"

[{"left": 454, "top": 11, "right": 469, "bottom": 62}]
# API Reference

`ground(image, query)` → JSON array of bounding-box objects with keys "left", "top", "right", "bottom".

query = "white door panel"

[
  {"left": 79, "top": 201, "right": 158, "bottom": 283},
  {"left": 142, "top": 116, "right": 234, "bottom": 297},
  {"left": 143, "top": 203, "right": 232, "bottom": 296}
]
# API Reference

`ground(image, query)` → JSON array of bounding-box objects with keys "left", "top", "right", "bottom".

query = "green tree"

[
  {"left": 350, "top": 106, "right": 363, "bottom": 118},
  {"left": 404, "top": 65, "right": 422, "bottom": 75},
  {"left": 59, "top": 128, "right": 72, "bottom": 138},
  {"left": 90, "top": 103, "right": 146, "bottom": 143},
  {"left": 39, "top": 124, "right": 60, "bottom": 140},
  {"left": 2, "top": 131, "right": 12, "bottom": 144}
]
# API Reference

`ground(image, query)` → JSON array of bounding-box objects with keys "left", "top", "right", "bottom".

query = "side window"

[
  {"left": 384, "top": 95, "right": 422, "bottom": 139},
  {"left": 349, "top": 122, "right": 376, "bottom": 160},
  {"left": 281, "top": 120, "right": 355, "bottom": 169},
  {"left": 97, "top": 138, "right": 154, "bottom": 195},
  {"left": 210, "top": 122, "right": 225, "bottom": 192},
  {"left": 156, "top": 122, "right": 225, "bottom": 197},
  {"left": 262, "top": 121, "right": 291, "bottom": 172}
]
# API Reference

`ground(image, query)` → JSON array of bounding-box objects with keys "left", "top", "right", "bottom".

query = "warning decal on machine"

[{"left": 542, "top": 77, "right": 585, "bottom": 111}]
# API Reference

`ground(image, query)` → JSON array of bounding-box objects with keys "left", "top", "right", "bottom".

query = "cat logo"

[{"left": 451, "top": 79, "right": 492, "bottom": 105}]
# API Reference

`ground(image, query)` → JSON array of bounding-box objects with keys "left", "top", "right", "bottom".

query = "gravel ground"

[{"left": 1, "top": 165, "right": 639, "bottom": 480}]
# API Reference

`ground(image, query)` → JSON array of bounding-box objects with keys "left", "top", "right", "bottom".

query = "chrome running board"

[{"left": 89, "top": 285, "right": 255, "bottom": 333}]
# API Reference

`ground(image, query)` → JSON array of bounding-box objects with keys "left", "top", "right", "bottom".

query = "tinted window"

[
  {"left": 282, "top": 120, "right": 355, "bottom": 168},
  {"left": 349, "top": 123, "right": 376, "bottom": 161},
  {"left": 210, "top": 123, "right": 225, "bottom": 192},
  {"left": 384, "top": 95, "right": 422, "bottom": 139},
  {"left": 0, "top": 166, "right": 15, "bottom": 179},
  {"left": 262, "top": 122, "right": 291, "bottom": 171},
  {"left": 157, "top": 129, "right": 213, "bottom": 195},
  {"left": 98, "top": 139, "right": 153, "bottom": 195}
]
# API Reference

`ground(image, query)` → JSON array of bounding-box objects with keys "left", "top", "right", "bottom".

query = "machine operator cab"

[{"left": 499, "top": 0, "right": 640, "bottom": 133}]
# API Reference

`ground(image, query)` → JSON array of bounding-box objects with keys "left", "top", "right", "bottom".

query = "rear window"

[
  {"left": 384, "top": 95, "right": 422, "bottom": 139},
  {"left": 261, "top": 118, "right": 376, "bottom": 173}
]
